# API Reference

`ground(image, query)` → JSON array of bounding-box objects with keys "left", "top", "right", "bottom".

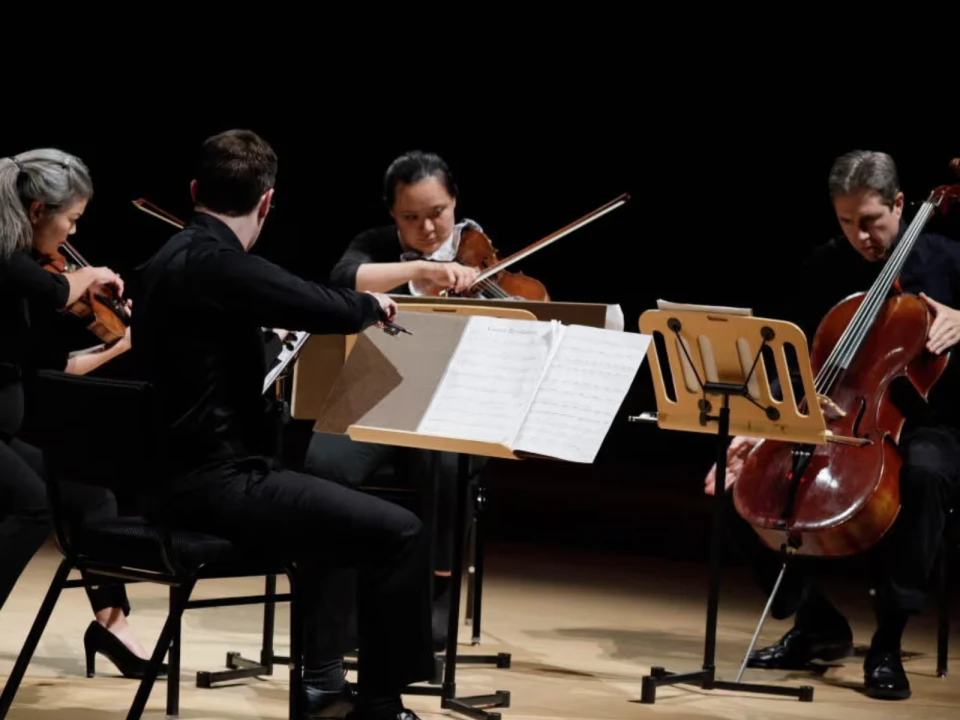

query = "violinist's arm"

[
  {"left": 196, "top": 248, "right": 383, "bottom": 335},
  {"left": 64, "top": 336, "right": 131, "bottom": 375},
  {"left": 353, "top": 261, "right": 429, "bottom": 293}
]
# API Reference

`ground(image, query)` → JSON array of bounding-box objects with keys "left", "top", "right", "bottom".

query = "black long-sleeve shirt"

[
  {"left": 0, "top": 250, "right": 71, "bottom": 386},
  {"left": 131, "top": 212, "right": 383, "bottom": 477},
  {"left": 330, "top": 224, "right": 413, "bottom": 293},
  {"left": 775, "top": 220, "right": 960, "bottom": 432},
  {"left": 329, "top": 219, "right": 483, "bottom": 294}
]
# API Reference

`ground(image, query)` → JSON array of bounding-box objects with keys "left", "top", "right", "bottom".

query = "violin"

[
  {"left": 732, "top": 161, "right": 960, "bottom": 559},
  {"left": 415, "top": 193, "right": 630, "bottom": 300},
  {"left": 40, "top": 240, "right": 131, "bottom": 345}
]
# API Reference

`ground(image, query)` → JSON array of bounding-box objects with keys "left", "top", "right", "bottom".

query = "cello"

[
  {"left": 732, "top": 168, "right": 960, "bottom": 558},
  {"left": 414, "top": 193, "right": 630, "bottom": 300},
  {"left": 40, "top": 240, "right": 131, "bottom": 345}
]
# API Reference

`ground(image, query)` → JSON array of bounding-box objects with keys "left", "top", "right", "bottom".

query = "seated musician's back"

[{"left": 130, "top": 128, "right": 433, "bottom": 720}]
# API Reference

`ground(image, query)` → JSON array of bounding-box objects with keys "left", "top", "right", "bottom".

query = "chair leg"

[
  {"left": 937, "top": 539, "right": 950, "bottom": 678},
  {"left": 126, "top": 579, "right": 196, "bottom": 720},
  {"left": 0, "top": 559, "right": 72, "bottom": 719},
  {"left": 166, "top": 587, "right": 183, "bottom": 716},
  {"left": 287, "top": 567, "right": 303, "bottom": 720}
]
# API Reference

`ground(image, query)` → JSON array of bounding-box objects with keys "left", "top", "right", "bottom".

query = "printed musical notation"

[
  {"left": 512, "top": 325, "right": 651, "bottom": 463},
  {"left": 417, "top": 316, "right": 561, "bottom": 444},
  {"left": 417, "top": 316, "right": 651, "bottom": 461}
]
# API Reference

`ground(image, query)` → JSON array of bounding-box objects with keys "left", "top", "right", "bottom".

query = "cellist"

[{"left": 705, "top": 150, "right": 960, "bottom": 700}]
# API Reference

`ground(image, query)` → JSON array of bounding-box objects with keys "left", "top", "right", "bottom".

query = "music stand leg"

[
  {"left": 639, "top": 395, "right": 814, "bottom": 704},
  {"left": 435, "top": 453, "right": 510, "bottom": 720}
]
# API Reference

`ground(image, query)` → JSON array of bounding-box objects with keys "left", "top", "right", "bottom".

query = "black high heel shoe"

[{"left": 83, "top": 621, "right": 169, "bottom": 680}]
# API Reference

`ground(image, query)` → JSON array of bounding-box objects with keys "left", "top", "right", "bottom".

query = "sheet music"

[
  {"left": 512, "top": 326, "right": 652, "bottom": 463},
  {"left": 417, "top": 316, "right": 560, "bottom": 444}
]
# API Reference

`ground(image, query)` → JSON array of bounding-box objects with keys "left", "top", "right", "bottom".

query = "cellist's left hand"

[{"left": 920, "top": 292, "right": 960, "bottom": 354}]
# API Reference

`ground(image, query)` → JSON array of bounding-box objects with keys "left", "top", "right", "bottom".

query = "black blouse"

[{"left": 0, "top": 250, "right": 70, "bottom": 384}]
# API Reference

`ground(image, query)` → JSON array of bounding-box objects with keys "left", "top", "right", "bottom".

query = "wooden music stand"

[
  {"left": 315, "top": 305, "right": 538, "bottom": 720},
  {"left": 289, "top": 298, "right": 621, "bottom": 421},
  {"left": 631, "top": 304, "right": 832, "bottom": 705},
  {"left": 309, "top": 305, "right": 648, "bottom": 719}
]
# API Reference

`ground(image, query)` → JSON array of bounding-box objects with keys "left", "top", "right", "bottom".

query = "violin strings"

[{"left": 813, "top": 201, "right": 933, "bottom": 397}]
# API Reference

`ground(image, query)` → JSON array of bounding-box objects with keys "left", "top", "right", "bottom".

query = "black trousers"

[
  {"left": 146, "top": 456, "right": 435, "bottom": 694},
  {"left": 0, "top": 381, "right": 130, "bottom": 615},
  {"left": 304, "top": 431, "right": 483, "bottom": 574},
  {"left": 727, "top": 425, "right": 960, "bottom": 623}
]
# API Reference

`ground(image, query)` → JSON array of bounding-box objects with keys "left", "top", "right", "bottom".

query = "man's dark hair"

[
  {"left": 828, "top": 150, "right": 900, "bottom": 208},
  {"left": 383, "top": 150, "right": 457, "bottom": 208},
  {"left": 194, "top": 129, "right": 277, "bottom": 216}
]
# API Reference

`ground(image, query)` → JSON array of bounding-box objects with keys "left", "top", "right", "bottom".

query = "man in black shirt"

[
  {"left": 132, "top": 130, "right": 432, "bottom": 720},
  {"left": 706, "top": 150, "right": 960, "bottom": 700},
  {"left": 307, "top": 151, "right": 486, "bottom": 651}
]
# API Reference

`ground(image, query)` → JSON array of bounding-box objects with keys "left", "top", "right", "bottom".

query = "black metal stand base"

[{"left": 640, "top": 666, "right": 813, "bottom": 703}]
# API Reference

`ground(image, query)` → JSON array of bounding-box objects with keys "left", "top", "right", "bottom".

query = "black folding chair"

[{"left": 0, "top": 371, "right": 304, "bottom": 719}]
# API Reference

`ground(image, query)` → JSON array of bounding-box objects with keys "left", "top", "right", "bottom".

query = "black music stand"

[{"left": 630, "top": 303, "right": 846, "bottom": 704}]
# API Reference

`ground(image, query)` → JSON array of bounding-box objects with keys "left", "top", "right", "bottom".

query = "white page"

[
  {"left": 416, "top": 316, "right": 561, "bottom": 444},
  {"left": 512, "top": 325, "right": 652, "bottom": 463}
]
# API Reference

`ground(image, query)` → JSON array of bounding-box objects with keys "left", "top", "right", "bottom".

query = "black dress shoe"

[
  {"left": 864, "top": 650, "right": 911, "bottom": 700},
  {"left": 303, "top": 680, "right": 355, "bottom": 718},
  {"left": 83, "top": 621, "right": 168, "bottom": 680},
  {"left": 747, "top": 625, "right": 854, "bottom": 669}
]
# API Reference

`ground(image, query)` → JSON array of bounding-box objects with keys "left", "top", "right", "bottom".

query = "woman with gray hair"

[{"left": 0, "top": 148, "right": 165, "bottom": 680}]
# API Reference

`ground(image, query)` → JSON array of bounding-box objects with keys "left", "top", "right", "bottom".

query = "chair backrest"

[
  {"left": 19, "top": 370, "right": 162, "bottom": 555},
  {"left": 22, "top": 370, "right": 164, "bottom": 499}
]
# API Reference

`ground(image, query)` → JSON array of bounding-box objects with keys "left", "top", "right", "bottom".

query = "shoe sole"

[{"left": 864, "top": 687, "right": 911, "bottom": 700}]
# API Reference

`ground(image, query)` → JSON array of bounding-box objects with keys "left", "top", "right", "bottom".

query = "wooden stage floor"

[{"left": 1, "top": 540, "right": 957, "bottom": 719}]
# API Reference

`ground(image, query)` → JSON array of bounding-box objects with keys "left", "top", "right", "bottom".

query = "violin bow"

[
  {"left": 131, "top": 198, "right": 186, "bottom": 229},
  {"left": 469, "top": 192, "right": 630, "bottom": 287}
]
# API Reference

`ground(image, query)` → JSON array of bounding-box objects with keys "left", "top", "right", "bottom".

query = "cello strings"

[
  {"left": 816, "top": 200, "right": 929, "bottom": 384},
  {"left": 815, "top": 214, "right": 921, "bottom": 394},
  {"left": 813, "top": 201, "right": 933, "bottom": 396},
  {"left": 834, "top": 203, "right": 932, "bottom": 372},
  {"left": 826, "top": 207, "right": 927, "bottom": 377},
  {"left": 813, "top": 217, "right": 918, "bottom": 394}
]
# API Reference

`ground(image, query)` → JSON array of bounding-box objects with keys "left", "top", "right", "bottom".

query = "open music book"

[{"left": 414, "top": 316, "right": 651, "bottom": 463}]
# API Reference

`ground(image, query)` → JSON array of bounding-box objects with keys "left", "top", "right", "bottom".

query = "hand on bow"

[
  {"left": 704, "top": 435, "right": 759, "bottom": 495},
  {"left": 367, "top": 291, "right": 398, "bottom": 324},
  {"left": 417, "top": 261, "right": 479, "bottom": 294},
  {"left": 920, "top": 293, "right": 960, "bottom": 354}
]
